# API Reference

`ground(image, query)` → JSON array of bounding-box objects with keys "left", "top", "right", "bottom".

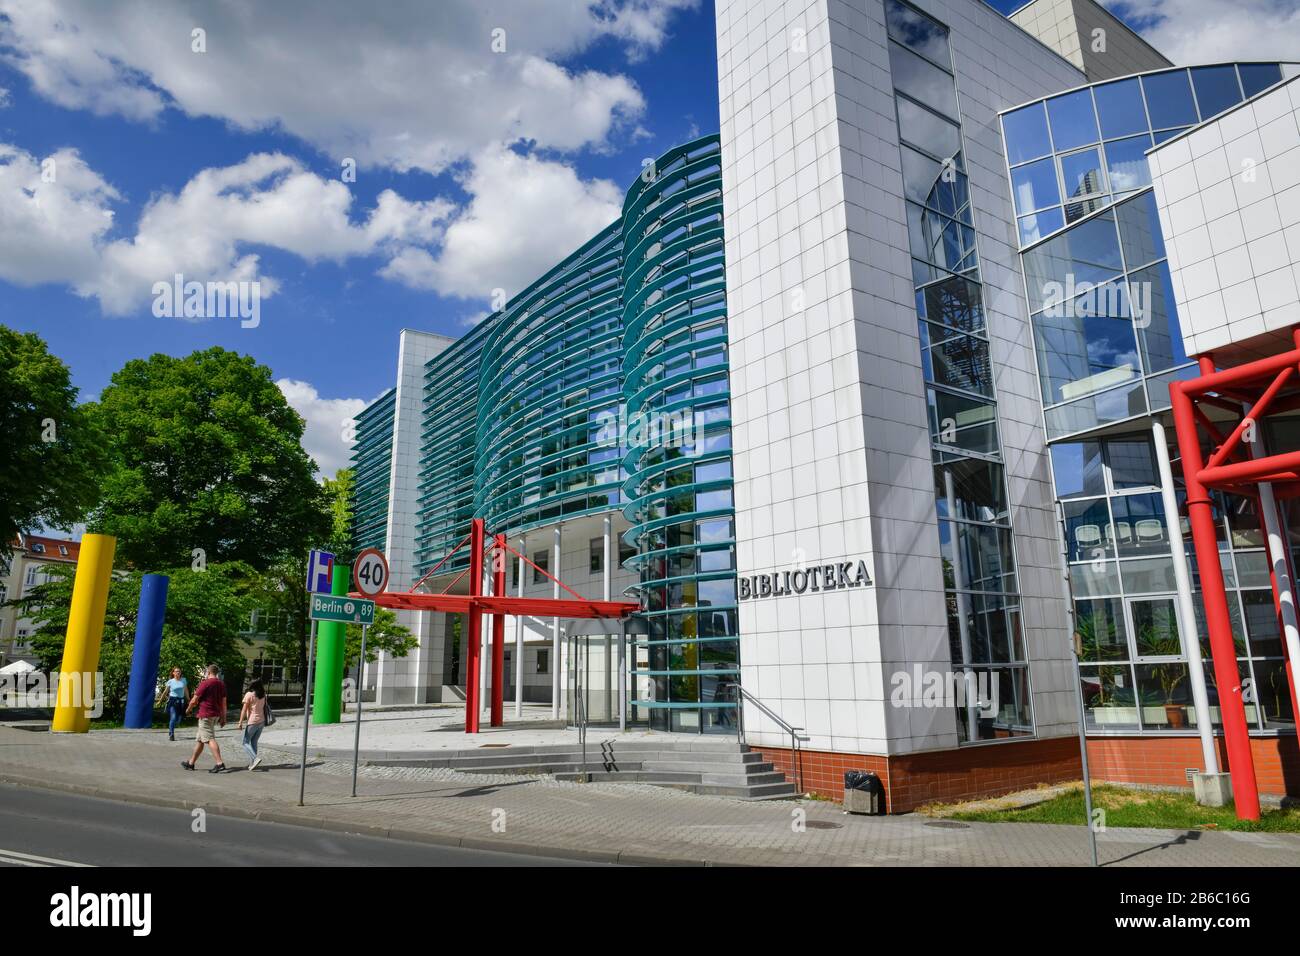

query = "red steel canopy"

[{"left": 356, "top": 519, "right": 638, "bottom": 733}]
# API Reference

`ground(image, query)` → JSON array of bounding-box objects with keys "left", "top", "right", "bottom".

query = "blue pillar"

[{"left": 124, "top": 574, "right": 170, "bottom": 729}]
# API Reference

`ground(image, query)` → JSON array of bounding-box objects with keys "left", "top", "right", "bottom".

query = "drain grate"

[
  {"left": 924, "top": 820, "right": 970, "bottom": 829},
  {"left": 805, "top": 820, "right": 842, "bottom": 830},
  {"left": 478, "top": 743, "right": 510, "bottom": 748}
]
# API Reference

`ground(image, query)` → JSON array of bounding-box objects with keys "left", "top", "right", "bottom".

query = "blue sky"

[{"left": 0, "top": 0, "right": 1294, "bottom": 478}]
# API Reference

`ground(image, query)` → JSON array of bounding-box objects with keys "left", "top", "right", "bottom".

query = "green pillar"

[{"left": 313, "top": 563, "right": 350, "bottom": 724}]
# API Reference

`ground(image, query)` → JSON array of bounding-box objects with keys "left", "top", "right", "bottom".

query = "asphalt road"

[{"left": 0, "top": 782, "right": 605, "bottom": 867}]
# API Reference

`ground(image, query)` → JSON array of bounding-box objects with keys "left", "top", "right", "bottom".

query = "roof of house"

[{"left": 17, "top": 533, "right": 80, "bottom": 563}]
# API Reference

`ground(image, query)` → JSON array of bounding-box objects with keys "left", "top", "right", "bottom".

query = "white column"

[
  {"left": 618, "top": 621, "right": 627, "bottom": 731},
  {"left": 1250, "top": 417, "right": 1300, "bottom": 730},
  {"left": 1153, "top": 420, "right": 1218, "bottom": 773},
  {"left": 603, "top": 515, "right": 613, "bottom": 721},
  {"left": 552, "top": 525, "right": 562, "bottom": 719},
  {"left": 480, "top": 550, "right": 490, "bottom": 716},
  {"left": 515, "top": 534, "right": 525, "bottom": 718}
]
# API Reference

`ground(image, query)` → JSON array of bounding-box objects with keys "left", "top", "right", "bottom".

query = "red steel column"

[
  {"left": 491, "top": 533, "right": 507, "bottom": 727},
  {"left": 1170, "top": 379, "right": 1261, "bottom": 820},
  {"left": 465, "top": 518, "right": 485, "bottom": 733}
]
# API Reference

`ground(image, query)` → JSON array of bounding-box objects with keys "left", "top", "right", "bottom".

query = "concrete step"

[{"left": 639, "top": 757, "right": 771, "bottom": 774}]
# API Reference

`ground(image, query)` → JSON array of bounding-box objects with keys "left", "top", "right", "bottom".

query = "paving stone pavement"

[{"left": 1, "top": 725, "right": 1297, "bottom": 866}]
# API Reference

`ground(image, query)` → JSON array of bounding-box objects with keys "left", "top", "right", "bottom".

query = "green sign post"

[{"left": 309, "top": 593, "right": 375, "bottom": 625}]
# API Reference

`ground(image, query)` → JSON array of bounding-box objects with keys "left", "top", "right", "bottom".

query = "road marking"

[{"left": 0, "top": 847, "right": 93, "bottom": 867}]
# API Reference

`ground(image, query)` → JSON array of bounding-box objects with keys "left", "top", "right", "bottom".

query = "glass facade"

[
  {"left": 621, "top": 138, "right": 739, "bottom": 733},
  {"left": 350, "top": 388, "right": 394, "bottom": 554},
  {"left": 351, "top": 136, "right": 737, "bottom": 732},
  {"left": 888, "top": 0, "right": 1032, "bottom": 743},
  {"left": 1001, "top": 62, "right": 1299, "bottom": 739}
]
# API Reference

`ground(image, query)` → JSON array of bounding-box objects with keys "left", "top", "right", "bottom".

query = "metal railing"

[{"left": 725, "top": 683, "right": 809, "bottom": 795}]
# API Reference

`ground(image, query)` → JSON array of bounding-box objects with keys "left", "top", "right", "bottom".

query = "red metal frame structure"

[
  {"left": 359, "top": 519, "right": 638, "bottom": 733},
  {"left": 1170, "top": 330, "right": 1300, "bottom": 821}
]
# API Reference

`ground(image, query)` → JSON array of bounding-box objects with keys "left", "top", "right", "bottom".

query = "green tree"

[
  {"left": 0, "top": 326, "right": 106, "bottom": 563},
  {"left": 19, "top": 563, "right": 252, "bottom": 717},
  {"left": 344, "top": 608, "right": 416, "bottom": 670},
  {"left": 323, "top": 467, "right": 356, "bottom": 563},
  {"left": 89, "top": 347, "right": 328, "bottom": 571}
]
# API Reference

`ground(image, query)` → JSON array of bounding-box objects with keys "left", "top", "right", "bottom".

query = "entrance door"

[{"left": 566, "top": 630, "right": 622, "bottom": 727}]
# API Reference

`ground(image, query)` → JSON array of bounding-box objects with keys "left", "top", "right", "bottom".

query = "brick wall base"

[
  {"left": 1086, "top": 735, "right": 1300, "bottom": 796},
  {"left": 750, "top": 736, "right": 1080, "bottom": 813},
  {"left": 752, "top": 734, "right": 1300, "bottom": 812}
]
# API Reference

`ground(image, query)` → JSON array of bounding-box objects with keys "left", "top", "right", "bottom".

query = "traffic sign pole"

[
  {"left": 298, "top": 619, "right": 318, "bottom": 807},
  {"left": 351, "top": 623, "right": 368, "bottom": 798}
]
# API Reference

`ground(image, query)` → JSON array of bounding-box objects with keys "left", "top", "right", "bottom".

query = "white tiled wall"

[
  {"left": 372, "top": 328, "right": 452, "bottom": 705},
  {"left": 1149, "top": 75, "right": 1300, "bottom": 360},
  {"left": 716, "top": 0, "right": 1082, "bottom": 755}
]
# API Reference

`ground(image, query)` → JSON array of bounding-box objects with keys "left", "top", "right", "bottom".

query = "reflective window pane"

[
  {"left": 1093, "top": 78, "right": 1149, "bottom": 139},
  {"left": 907, "top": 202, "right": 978, "bottom": 273},
  {"left": 1108, "top": 440, "right": 1158, "bottom": 489},
  {"left": 884, "top": 0, "right": 951, "bottom": 66},
  {"left": 1242, "top": 589, "right": 1283, "bottom": 657},
  {"left": 934, "top": 455, "right": 1008, "bottom": 522},
  {"left": 1002, "top": 102, "right": 1052, "bottom": 165},
  {"left": 1018, "top": 208, "right": 1064, "bottom": 246},
  {"left": 902, "top": 143, "right": 969, "bottom": 213},
  {"left": 1134, "top": 663, "right": 1192, "bottom": 729},
  {"left": 1132, "top": 598, "right": 1181, "bottom": 657},
  {"left": 1043, "top": 377, "right": 1148, "bottom": 439},
  {"left": 1064, "top": 497, "right": 1112, "bottom": 562},
  {"left": 1104, "top": 134, "right": 1154, "bottom": 193},
  {"left": 1023, "top": 211, "right": 1122, "bottom": 313},
  {"left": 1060, "top": 147, "right": 1106, "bottom": 201},
  {"left": 897, "top": 94, "right": 963, "bottom": 160},
  {"left": 1064, "top": 195, "right": 1108, "bottom": 224},
  {"left": 1075, "top": 598, "right": 1128, "bottom": 661},
  {"left": 1255, "top": 658, "right": 1295, "bottom": 731},
  {"left": 916, "top": 273, "right": 985, "bottom": 333},
  {"left": 1239, "top": 62, "right": 1283, "bottom": 99},
  {"left": 1142, "top": 69, "right": 1198, "bottom": 128},
  {"left": 1033, "top": 281, "right": 1139, "bottom": 404},
  {"left": 1081, "top": 665, "right": 1139, "bottom": 730},
  {"left": 888, "top": 40, "right": 958, "bottom": 119},
  {"left": 1191, "top": 64, "right": 1243, "bottom": 120},
  {"left": 1114, "top": 190, "right": 1165, "bottom": 268},
  {"left": 1010, "top": 157, "right": 1060, "bottom": 214},
  {"left": 1111, "top": 494, "right": 1167, "bottom": 557},
  {"left": 1047, "top": 88, "right": 1099, "bottom": 151},
  {"left": 1120, "top": 556, "right": 1178, "bottom": 594},
  {"left": 928, "top": 388, "right": 998, "bottom": 455},
  {"left": 1152, "top": 126, "right": 1190, "bottom": 144},
  {"left": 1050, "top": 441, "right": 1105, "bottom": 499},
  {"left": 1071, "top": 559, "right": 1121, "bottom": 598},
  {"left": 1133, "top": 262, "right": 1188, "bottom": 374},
  {"left": 920, "top": 321, "right": 992, "bottom": 395}
]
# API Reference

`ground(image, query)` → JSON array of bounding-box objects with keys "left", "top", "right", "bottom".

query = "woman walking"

[
  {"left": 238, "top": 679, "right": 268, "bottom": 770},
  {"left": 156, "top": 667, "right": 188, "bottom": 741}
]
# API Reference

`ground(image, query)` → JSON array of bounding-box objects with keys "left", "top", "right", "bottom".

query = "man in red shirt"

[{"left": 182, "top": 664, "right": 228, "bottom": 773}]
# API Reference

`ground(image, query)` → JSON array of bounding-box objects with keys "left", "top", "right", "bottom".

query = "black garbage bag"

[{"left": 844, "top": 770, "right": 879, "bottom": 791}]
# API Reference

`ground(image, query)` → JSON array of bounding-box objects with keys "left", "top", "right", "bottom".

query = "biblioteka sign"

[{"left": 738, "top": 559, "right": 873, "bottom": 601}]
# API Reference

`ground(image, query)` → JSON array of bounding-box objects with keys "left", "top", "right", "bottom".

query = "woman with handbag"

[{"left": 237, "top": 679, "right": 269, "bottom": 770}]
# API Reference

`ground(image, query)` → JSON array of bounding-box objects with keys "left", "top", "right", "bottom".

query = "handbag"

[{"left": 263, "top": 697, "right": 276, "bottom": 727}]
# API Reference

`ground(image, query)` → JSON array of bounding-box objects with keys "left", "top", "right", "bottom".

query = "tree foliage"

[
  {"left": 89, "top": 347, "right": 328, "bottom": 571},
  {"left": 18, "top": 563, "right": 253, "bottom": 717},
  {"left": 0, "top": 326, "right": 106, "bottom": 563}
]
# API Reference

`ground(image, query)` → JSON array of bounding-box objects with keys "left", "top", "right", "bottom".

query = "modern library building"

[{"left": 352, "top": 0, "right": 1300, "bottom": 811}]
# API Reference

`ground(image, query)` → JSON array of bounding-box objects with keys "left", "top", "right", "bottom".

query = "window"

[
  {"left": 58, "top": 545, "right": 68, "bottom": 556},
  {"left": 884, "top": 0, "right": 950, "bottom": 65},
  {"left": 536, "top": 649, "right": 549, "bottom": 674},
  {"left": 1010, "top": 157, "right": 1060, "bottom": 215},
  {"left": 589, "top": 538, "right": 604, "bottom": 574},
  {"left": 31, "top": 543, "right": 44, "bottom": 554},
  {"left": 1023, "top": 212, "right": 1123, "bottom": 314},
  {"left": 1141, "top": 70, "right": 1197, "bottom": 128},
  {"left": 1104, "top": 134, "right": 1154, "bottom": 193},
  {"left": 24, "top": 565, "right": 39, "bottom": 587},
  {"left": 1190, "top": 64, "right": 1243, "bottom": 120},
  {"left": 887, "top": 40, "right": 958, "bottom": 119},
  {"left": 1132, "top": 262, "right": 1188, "bottom": 374},
  {"left": 1059, "top": 147, "right": 1106, "bottom": 203},
  {"left": 532, "top": 550, "right": 549, "bottom": 584},
  {"left": 1002, "top": 102, "right": 1052, "bottom": 165},
  {"left": 1046, "top": 88, "right": 1099, "bottom": 152},
  {"left": 1239, "top": 63, "right": 1283, "bottom": 98},
  {"left": 897, "top": 94, "right": 962, "bottom": 161},
  {"left": 1018, "top": 208, "right": 1065, "bottom": 246},
  {"left": 1093, "top": 77, "right": 1148, "bottom": 139}
]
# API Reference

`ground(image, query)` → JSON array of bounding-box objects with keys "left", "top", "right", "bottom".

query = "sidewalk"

[{"left": 1, "top": 724, "right": 1297, "bottom": 866}]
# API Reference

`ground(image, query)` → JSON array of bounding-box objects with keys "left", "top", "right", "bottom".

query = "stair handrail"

[{"left": 725, "top": 683, "right": 808, "bottom": 796}]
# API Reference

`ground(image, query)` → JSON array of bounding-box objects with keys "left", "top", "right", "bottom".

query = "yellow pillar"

[{"left": 51, "top": 533, "right": 116, "bottom": 733}]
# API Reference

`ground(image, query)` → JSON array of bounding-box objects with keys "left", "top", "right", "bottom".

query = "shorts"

[{"left": 196, "top": 717, "right": 219, "bottom": 742}]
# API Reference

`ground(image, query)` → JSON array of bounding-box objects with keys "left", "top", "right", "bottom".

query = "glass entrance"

[{"left": 566, "top": 630, "right": 621, "bottom": 727}]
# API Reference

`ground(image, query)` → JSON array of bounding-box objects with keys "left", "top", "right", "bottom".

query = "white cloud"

[
  {"left": 0, "top": 144, "right": 118, "bottom": 287},
  {"left": 276, "top": 379, "right": 369, "bottom": 480},
  {"left": 1109, "top": 0, "right": 1300, "bottom": 65},
  {"left": 0, "top": 0, "right": 701, "bottom": 311},
  {"left": 380, "top": 145, "right": 622, "bottom": 300},
  {"left": 0, "top": 143, "right": 453, "bottom": 314},
  {"left": 0, "top": 0, "right": 696, "bottom": 174},
  {"left": 0, "top": 87, "right": 10, "bottom": 107}
]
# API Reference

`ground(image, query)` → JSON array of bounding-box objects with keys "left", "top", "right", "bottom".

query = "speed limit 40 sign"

[{"left": 353, "top": 548, "right": 389, "bottom": 596}]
